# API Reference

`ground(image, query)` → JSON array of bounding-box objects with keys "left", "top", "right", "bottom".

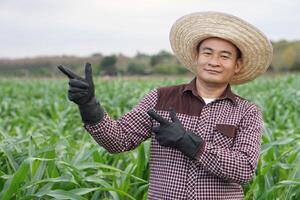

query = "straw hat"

[{"left": 169, "top": 11, "right": 273, "bottom": 84}]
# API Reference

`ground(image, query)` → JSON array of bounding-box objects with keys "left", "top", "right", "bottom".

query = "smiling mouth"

[{"left": 204, "top": 69, "right": 221, "bottom": 74}]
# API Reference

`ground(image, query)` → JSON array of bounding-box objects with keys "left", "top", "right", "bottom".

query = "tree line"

[{"left": 0, "top": 40, "right": 299, "bottom": 77}]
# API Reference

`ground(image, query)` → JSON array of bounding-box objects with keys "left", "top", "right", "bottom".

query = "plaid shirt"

[{"left": 85, "top": 78, "right": 263, "bottom": 199}]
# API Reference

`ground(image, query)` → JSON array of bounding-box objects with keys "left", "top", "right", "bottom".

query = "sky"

[{"left": 1, "top": 0, "right": 299, "bottom": 58}]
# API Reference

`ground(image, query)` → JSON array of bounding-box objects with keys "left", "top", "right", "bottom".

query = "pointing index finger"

[
  {"left": 57, "top": 65, "right": 81, "bottom": 79},
  {"left": 147, "top": 109, "right": 169, "bottom": 125},
  {"left": 169, "top": 107, "right": 180, "bottom": 123},
  {"left": 85, "top": 62, "right": 93, "bottom": 84}
]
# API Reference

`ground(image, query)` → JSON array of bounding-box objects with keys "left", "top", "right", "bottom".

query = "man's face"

[{"left": 195, "top": 37, "right": 242, "bottom": 86}]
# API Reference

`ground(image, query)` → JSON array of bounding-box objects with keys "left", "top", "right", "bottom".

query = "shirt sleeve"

[
  {"left": 195, "top": 104, "right": 263, "bottom": 184},
  {"left": 84, "top": 89, "right": 157, "bottom": 153}
]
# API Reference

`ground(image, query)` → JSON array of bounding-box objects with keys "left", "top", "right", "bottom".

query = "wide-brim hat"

[{"left": 169, "top": 11, "right": 273, "bottom": 84}]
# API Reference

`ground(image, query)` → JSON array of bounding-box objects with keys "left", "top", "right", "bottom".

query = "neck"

[{"left": 195, "top": 78, "right": 228, "bottom": 98}]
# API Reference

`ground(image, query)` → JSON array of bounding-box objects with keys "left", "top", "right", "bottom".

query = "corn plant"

[{"left": 0, "top": 74, "right": 299, "bottom": 199}]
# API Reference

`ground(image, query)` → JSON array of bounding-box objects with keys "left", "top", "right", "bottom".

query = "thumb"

[{"left": 85, "top": 62, "right": 93, "bottom": 84}]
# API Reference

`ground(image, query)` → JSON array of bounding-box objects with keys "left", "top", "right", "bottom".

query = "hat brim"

[{"left": 169, "top": 12, "right": 273, "bottom": 84}]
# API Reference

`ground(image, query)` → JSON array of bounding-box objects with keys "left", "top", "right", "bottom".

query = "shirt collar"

[{"left": 182, "top": 77, "right": 237, "bottom": 105}]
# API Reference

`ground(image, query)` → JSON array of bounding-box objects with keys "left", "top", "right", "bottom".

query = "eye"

[
  {"left": 221, "top": 55, "right": 230, "bottom": 60},
  {"left": 202, "top": 52, "right": 212, "bottom": 56}
]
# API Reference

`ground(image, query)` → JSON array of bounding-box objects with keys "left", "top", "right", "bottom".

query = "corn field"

[{"left": 0, "top": 74, "right": 299, "bottom": 199}]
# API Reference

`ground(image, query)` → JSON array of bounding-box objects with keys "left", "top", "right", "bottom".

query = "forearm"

[
  {"left": 84, "top": 111, "right": 152, "bottom": 153},
  {"left": 196, "top": 142, "right": 259, "bottom": 184},
  {"left": 84, "top": 89, "right": 158, "bottom": 153},
  {"left": 196, "top": 108, "right": 262, "bottom": 184}
]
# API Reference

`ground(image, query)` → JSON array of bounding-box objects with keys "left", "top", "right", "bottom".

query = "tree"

[
  {"left": 150, "top": 50, "right": 187, "bottom": 74},
  {"left": 127, "top": 61, "right": 152, "bottom": 75},
  {"left": 100, "top": 55, "right": 117, "bottom": 75},
  {"left": 150, "top": 50, "right": 173, "bottom": 66},
  {"left": 272, "top": 40, "right": 300, "bottom": 71}
]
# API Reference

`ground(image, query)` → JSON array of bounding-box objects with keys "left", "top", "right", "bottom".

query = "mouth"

[{"left": 204, "top": 69, "right": 222, "bottom": 74}]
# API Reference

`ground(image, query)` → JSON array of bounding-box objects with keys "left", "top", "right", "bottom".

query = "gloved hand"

[
  {"left": 147, "top": 108, "right": 205, "bottom": 158},
  {"left": 58, "top": 63, "right": 104, "bottom": 124}
]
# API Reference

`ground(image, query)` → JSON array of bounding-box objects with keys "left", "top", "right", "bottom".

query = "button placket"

[
  {"left": 185, "top": 105, "right": 211, "bottom": 199},
  {"left": 186, "top": 160, "right": 198, "bottom": 199},
  {"left": 197, "top": 105, "right": 212, "bottom": 141}
]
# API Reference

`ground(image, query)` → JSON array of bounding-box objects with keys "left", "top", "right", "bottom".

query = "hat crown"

[{"left": 170, "top": 11, "right": 273, "bottom": 84}]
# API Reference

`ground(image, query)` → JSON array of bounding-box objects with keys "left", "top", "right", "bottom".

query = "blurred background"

[{"left": 1, "top": 0, "right": 299, "bottom": 77}]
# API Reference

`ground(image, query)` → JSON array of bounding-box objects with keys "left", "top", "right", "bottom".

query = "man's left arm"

[
  {"left": 196, "top": 106, "right": 263, "bottom": 184},
  {"left": 147, "top": 106, "right": 263, "bottom": 184}
]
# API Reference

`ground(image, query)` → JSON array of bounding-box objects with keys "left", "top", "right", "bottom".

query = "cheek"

[
  {"left": 196, "top": 56, "right": 207, "bottom": 67},
  {"left": 221, "top": 60, "right": 237, "bottom": 70},
  {"left": 195, "top": 61, "right": 205, "bottom": 74},
  {"left": 223, "top": 62, "right": 236, "bottom": 75},
  {"left": 220, "top": 59, "right": 233, "bottom": 65}
]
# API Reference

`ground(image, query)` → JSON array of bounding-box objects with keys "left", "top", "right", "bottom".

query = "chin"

[
  {"left": 197, "top": 73, "right": 228, "bottom": 85},
  {"left": 203, "top": 77, "right": 227, "bottom": 85}
]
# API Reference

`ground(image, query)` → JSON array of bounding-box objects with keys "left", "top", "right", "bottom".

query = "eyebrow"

[{"left": 201, "top": 47, "right": 233, "bottom": 56}]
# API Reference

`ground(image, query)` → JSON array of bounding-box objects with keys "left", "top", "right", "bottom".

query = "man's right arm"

[
  {"left": 58, "top": 63, "right": 157, "bottom": 154},
  {"left": 84, "top": 89, "right": 158, "bottom": 153}
]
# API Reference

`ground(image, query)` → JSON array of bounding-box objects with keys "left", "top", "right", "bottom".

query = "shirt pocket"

[{"left": 213, "top": 124, "right": 237, "bottom": 148}]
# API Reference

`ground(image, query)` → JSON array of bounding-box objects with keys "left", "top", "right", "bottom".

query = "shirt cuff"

[
  {"left": 194, "top": 141, "right": 215, "bottom": 160},
  {"left": 84, "top": 112, "right": 109, "bottom": 132}
]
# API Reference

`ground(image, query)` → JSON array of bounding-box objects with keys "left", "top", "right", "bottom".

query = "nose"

[{"left": 208, "top": 54, "right": 220, "bottom": 67}]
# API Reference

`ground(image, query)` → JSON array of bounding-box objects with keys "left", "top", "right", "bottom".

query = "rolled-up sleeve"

[
  {"left": 196, "top": 105, "right": 263, "bottom": 184},
  {"left": 84, "top": 89, "right": 157, "bottom": 153}
]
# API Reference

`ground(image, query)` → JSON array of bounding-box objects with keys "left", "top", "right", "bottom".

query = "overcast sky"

[{"left": 1, "top": 0, "right": 299, "bottom": 58}]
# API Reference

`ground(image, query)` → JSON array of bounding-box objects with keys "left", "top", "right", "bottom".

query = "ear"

[{"left": 234, "top": 58, "right": 242, "bottom": 74}]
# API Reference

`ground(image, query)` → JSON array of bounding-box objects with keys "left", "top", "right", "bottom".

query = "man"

[{"left": 58, "top": 12, "right": 273, "bottom": 199}]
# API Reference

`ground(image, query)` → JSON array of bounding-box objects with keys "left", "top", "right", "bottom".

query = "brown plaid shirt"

[{"left": 85, "top": 78, "right": 263, "bottom": 199}]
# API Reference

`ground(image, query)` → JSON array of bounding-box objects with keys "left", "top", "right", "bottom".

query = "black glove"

[
  {"left": 58, "top": 63, "right": 104, "bottom": 124},
  {"left": 147, "top": 108, "right": 204, "bottom": 158}
]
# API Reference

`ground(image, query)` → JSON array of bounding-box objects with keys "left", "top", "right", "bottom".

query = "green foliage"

[
  {"left": 100, "top": 55, "right": 118, "bottom": 75},
  {"left": 127, "top": 62, "right": 149, "bottom": 75},
  {"left": 235, "top": 74, "right": 300, "bottom": 200},
  {"left": 272, "top": 40, "right": 300, "bottom": 71},
  {"left": 150, "top": 50, "right": 187, "bottom": 74},
  {"left": 152, "top": 63, "right": 187, "bottom": 74},
  {"left": 127, "top": 53, "right": 152, "bottom": 75},
  {"left": 150, "top": 50, "right": 173, "bottom": 66},
  {"left": 0, "top": 74, "right": 299, "bottom": 199}
]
